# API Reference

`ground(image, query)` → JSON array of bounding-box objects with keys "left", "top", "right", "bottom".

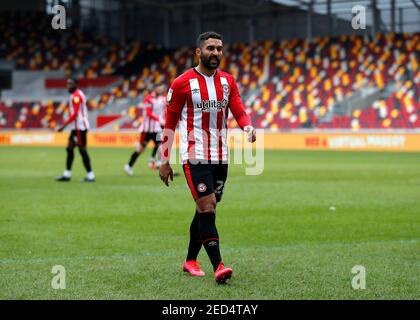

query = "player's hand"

[
  {"left": 159, "top": 162, "right": 173, "bottom": 187},
  {"left": 56, "top": 126, "right": 64, "bottom": 132},
  {"left": 244, "top": 125, "right": 256, "bottom": 143},
  {"left": 159, "top": 120, "right": 165, "bottom": 129}
]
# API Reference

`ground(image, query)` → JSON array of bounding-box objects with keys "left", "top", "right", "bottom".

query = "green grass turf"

[{"left": 0, "top": 146, "right": 419, "bottom": 299}]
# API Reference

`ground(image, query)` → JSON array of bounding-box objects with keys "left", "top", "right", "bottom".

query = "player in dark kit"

[
  {"left": 159, "top": 31, "right": 256, "bottom": 283},
  {"left": 55, "top": 78, "right": 95, "bottom": 182}
]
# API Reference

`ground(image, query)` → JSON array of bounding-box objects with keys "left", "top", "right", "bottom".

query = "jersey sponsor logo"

[
  {"left": 167, "top": 89, "right": 173, "bottom": 101},
  {"left": 195, "top": 99, "right": 228, "bottom": 112},
  {"left": 222, "top": 84, "right": 230, "bottom": 96},
  {"left": 197, "top": 183, "right": 207, "bottom": 192}
]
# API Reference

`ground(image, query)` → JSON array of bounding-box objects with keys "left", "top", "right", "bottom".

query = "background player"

[
  {"left": 124, "top": 84, "right": 166, "bottom": 176},
  {"left": 158, "top": 31, "right": 256, "bottom": 284},
  {"left": 55, "top": 78, "right": 95, "bottom": 182}
]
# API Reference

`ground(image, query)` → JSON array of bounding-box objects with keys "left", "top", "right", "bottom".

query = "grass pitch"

[{"left": 0, "top": 146, "right": 419, "bottom": 299}]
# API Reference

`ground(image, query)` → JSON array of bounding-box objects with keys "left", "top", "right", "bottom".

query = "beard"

[
  {"left": 68, "top": 87, "right": 76, "bottom": 93},
  {"left": 201, "top": 54, "right": 220, "bottom": 70}
]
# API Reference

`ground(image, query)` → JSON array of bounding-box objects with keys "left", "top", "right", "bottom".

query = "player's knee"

[
  {"left": 78, "top": 146, "right": 87, "bottom": 154},
  {"left": 196, "top": 201, "right": 216, "bottom": 214},
  {"left": 196, "top": 194, "right": 217, "bottom": 213}
]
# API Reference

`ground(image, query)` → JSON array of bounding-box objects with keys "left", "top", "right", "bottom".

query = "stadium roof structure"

[
  {"left": 126, "top": 0, "right": 419, "bottom": 34},
  {"left": 130, "top": 0, "right": 419, "bottom": 31},
  {"left": 273, "top": 0, "right": 420, "bottom": 33},
  {"left": 42, "top": 0, "right": 420, "bottom": 46},
  {"left": 129, "top": 0, "right": 312, "bottom": 15},
  {"left": 124, "top": 0, "right": 419, "bottom": 41}
]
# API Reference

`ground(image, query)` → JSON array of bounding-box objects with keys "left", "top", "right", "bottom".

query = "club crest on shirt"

[
  {"left": 73, "top": 96, "right": 80, "bottom": 104},
  {"left": 222, "top": 84, "right": 230, "bottom": 96},
  {"left": 197, "top": 183, "right": 207, "bottom": 192},
  {"left": 167, "top": 89, "right": 173, "bottom": 102}
]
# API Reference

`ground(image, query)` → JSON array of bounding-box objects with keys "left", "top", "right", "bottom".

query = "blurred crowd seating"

[
  {"left": 248, "top": 32, "right": 419, "bottom": 130},
  {"left": 0, "top": 11, "right": 147, "bottom": 78},
  {"left": 0, "top": 11, "right": 105, "bottom": 74},
  {"left": 117, "top": 32, "right": 419, "bottom": 130},
  {"left": 0, "top": 101, "right": 65, "bottom": 129},
  {"left": 0, "top": 11, "right": 418, "bottom": 131},
  {"left": 84, "top": 41, "right": 144, "bottom": 78}
]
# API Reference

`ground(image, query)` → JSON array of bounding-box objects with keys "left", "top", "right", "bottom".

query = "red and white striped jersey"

[
  {"left": 165, "top": 67, "right": 251, "bottom": 162},
  {"left": 65, "top": 89, "right": 89, "bottom": 130},
  {"left": 139, "top": 94, "right": 165, "bottom": 133}
]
